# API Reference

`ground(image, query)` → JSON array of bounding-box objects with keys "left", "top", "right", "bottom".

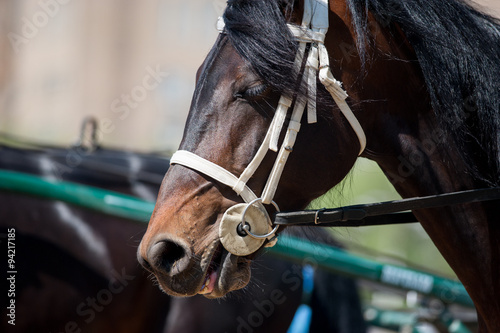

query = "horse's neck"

[
  {"left": 345, "top": 15, "right": 500, "bottom": 327},
  {"left": 373, "top": 112, "right": 500, "bottom": 323}
]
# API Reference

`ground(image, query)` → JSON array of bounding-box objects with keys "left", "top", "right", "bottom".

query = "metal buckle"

[{"left": 314, "top": 208, "right": 327, "bottom": 224}]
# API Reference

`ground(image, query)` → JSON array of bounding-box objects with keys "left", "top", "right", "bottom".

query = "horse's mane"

[
  {"left": 347, "top": 0, "right": 500, "bottom": 183},
  {"left": 223, "top": 0, "right": 299, "bottom": 97},
  {"left": 223, "top": 0, "right": 500, "bottom": 184}
]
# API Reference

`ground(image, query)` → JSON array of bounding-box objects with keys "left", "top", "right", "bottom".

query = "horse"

[
  {"left": 0, "top": 143, "right": 365, "bottom": 333},
  {"left": 0, "top": 144, "right": 171, "bottom": 333},
  {"left": 137, "top": 0, "right": 500, "bottom": 331}
]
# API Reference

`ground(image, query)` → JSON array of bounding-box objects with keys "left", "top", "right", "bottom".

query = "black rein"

[{"left": 274, "top": 187, "right": 500, "bottom": 227}]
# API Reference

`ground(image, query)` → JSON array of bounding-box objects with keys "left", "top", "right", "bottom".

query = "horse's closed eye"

[
  {"left": 234, "top": 84, "right": 269, "bottom": 100},
  {"left": 244, "top": 84, "right": 269, "bottom": 97}
]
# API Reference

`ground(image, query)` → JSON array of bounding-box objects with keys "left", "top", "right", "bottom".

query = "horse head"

[
  {"left": 138, "top": 0, "right": 361, "bottom": 297},
  {"left": 139, "top": 4, "right": 500, "bottom": 327}
]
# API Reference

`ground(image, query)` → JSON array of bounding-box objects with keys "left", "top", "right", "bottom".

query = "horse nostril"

[
  {"left": 148, "top": 239, "right": 189, "bottom": 275},
  {"left": 137, "top": 249, "right": 154, "bottom": 273}
]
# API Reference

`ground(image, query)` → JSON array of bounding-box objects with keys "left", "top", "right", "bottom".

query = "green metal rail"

[
  {"left": 0, "top": 169, "right": 474, "bottom": 310},
  {"left": 271, "top": 235, "right": 473, "bottom": 308},
  {"left": 0, "top": 169, "right": 154, "bottom": 222}
]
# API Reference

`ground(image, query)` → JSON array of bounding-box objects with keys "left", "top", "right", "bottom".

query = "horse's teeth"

[
  {"left": 200, "top": 275, "right": 210, "bottom": 293},
  {"left": 204, "top": 277, "right": 210, "bottom": 290}
]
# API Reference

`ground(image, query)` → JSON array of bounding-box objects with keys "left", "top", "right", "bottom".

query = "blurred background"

[
  {"left": 1, "top": 0, "right": 499, "bottom": 321},
  {"left": 1, "top": 0, "right": 499, "bottom": 151},
  {"left": 0, "top": 0, "right": 226, "bottom": 151}
]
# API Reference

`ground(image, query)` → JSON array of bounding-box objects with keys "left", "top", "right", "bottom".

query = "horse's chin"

[{"left": 154, "top": 241, "right": 252, "bottom": 298}]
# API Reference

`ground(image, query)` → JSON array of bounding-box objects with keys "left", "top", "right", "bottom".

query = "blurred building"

[
  {"left": 0, "top": 0, "right": 224, "bottom": 151},
  {"left": 0, "top": 0, "right": 499, "bottom": 152}
]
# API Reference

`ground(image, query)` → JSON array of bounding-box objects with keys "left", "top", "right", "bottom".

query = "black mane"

[
  {"left": 223, "top": 0, "right": 299, "bottom": 97},
  {"left": 223, "top": 0, "right": 500, "bottom": 184},
  {"left": 348, "top": 0, "right": 500, "bottom": 183}
]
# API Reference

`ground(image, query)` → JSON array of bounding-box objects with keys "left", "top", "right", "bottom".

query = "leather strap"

[
  {"left": 170, "top": 150, "right": 259, "bottom": 203},
  {"left": 274, "top": 187, "right": 500, "bottom": 226}
]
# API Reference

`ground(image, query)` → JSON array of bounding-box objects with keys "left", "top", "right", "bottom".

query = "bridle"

[
  {"left": 170, "top": 0, "right": 365, "bottom": 256},
  {"left": 169, "top": 0, "right": 500, "bottom": 257}
]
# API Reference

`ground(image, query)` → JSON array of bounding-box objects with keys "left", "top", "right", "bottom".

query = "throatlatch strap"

[{"left": 317, "top": 44, "right": 367, "bottom": 154}]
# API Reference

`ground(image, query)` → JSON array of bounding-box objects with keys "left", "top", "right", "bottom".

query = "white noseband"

[{"left": 170, "top": 0, "right": 366, "bottom": 256}]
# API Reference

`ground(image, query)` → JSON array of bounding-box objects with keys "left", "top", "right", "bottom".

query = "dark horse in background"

[
  {"left": 138, "top": 0, "right": 500, "bottom": 331},
  {"left": 0, "top": 144, "right": 170, "bottom": 333},
  {"left": 0, "top": 143, "right": 365, "bottom": 333}
]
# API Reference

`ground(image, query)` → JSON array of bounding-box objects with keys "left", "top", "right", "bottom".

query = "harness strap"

[
  {"left": 274, "top": 187, "right": 500, "bottom": 226},
  {"left": 288, "top": 0, "right": 367, "bottom": 154},
  {"left": 262, "top": 93, "right": 307, "bottom": 203},
  {"left": 170, "top": 150, "right": 258, "bottom": 203},
  {"left": 261, "top": 0, "right": 369, "bottom": 203},
  {"left": 306, "top": 44, "right": 319, "bottom": 123},
  {"left": 287, "top": 25, "right": 325, "bottom": 44},
  {"left": 232, "top": 116, "right": 276, "bottom": 195},
  {"left": 317, "top": 43, "right": 367, "bottom": 154}
]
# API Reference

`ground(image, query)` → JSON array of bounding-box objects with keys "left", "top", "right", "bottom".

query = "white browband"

[{"left": 171, "top": 0, "right": 367, "bottom": 256}]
